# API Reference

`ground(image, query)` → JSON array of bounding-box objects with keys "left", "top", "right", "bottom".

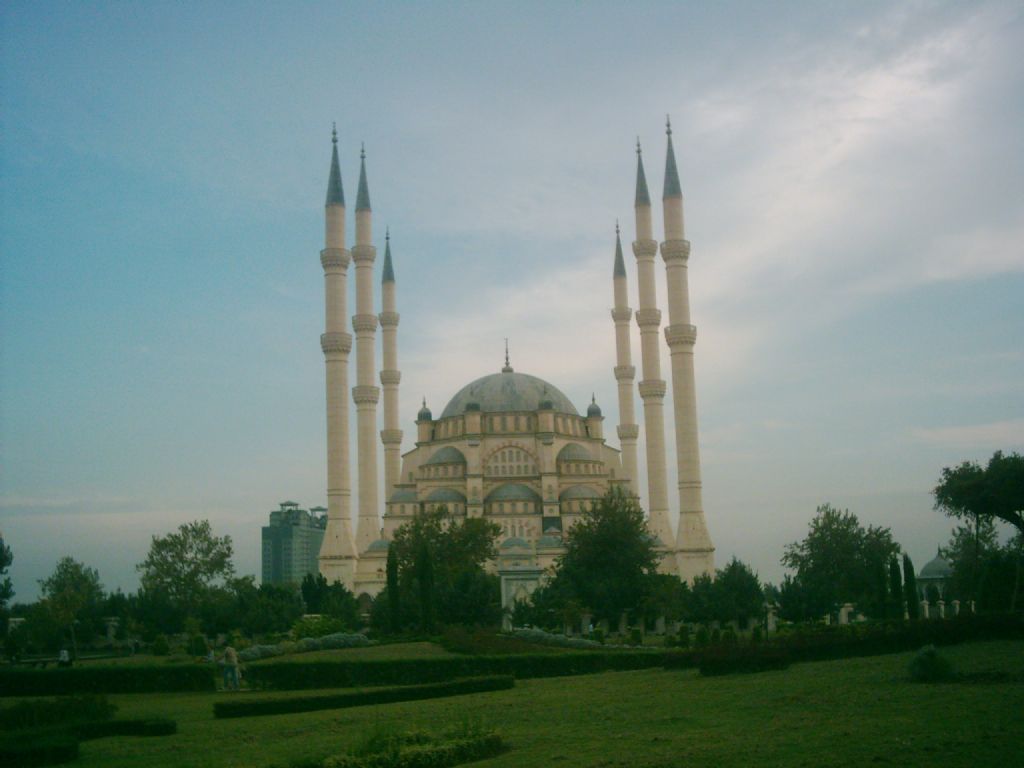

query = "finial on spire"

[
  {"left": 636, "top": 137, "right": 642, "bottom": 156},
  {"left": 360, "top": 142, "right": 365, "bottom": 160},
  {"left": 613, "top": 222, "right": 627, "bottom": 277},
  {"left": 615, "top": 219, "right": 620, "bottom": 235},
  {"left": 326, "top": 126, "right": 345, "bottom": 206},
  {"left": 356, "top": 143, "right": 371, "bottom": 211},
  {"left": 332, "top": 122, "right": 337, "bottom": 144},
  {"left": 635, "top": 137, "right": 651, "bottom": 208},
  {"left": 423, "top": 396, "right": 426, "bottom": 408},
  {"left": 592, "top": 393, "right": 596, "bottom": 404},
  {"left": 502, "top": 338, "right": 513, "bottom": 373},
  {"left": 666, "top": 114, "right": 672, "bottom": 136},
  {"left": 385, "top": 226, "right": 390, "bottom": 242},
  {"left": 381, "top": 228, "right": 395, "bottom": 283}
]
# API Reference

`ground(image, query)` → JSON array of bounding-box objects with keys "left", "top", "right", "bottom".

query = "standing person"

[{"left": 221, "top": 646, "right": 240, "bottom": 691}]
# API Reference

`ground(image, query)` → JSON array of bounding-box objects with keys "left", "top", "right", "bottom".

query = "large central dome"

[{"left": 440, "top": 368, "right": 579, "bottom": 419}]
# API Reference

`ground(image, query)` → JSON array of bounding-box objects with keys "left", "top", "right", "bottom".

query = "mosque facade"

[{"left": 315, "top": 122, "right": 715, "bottom": 605}]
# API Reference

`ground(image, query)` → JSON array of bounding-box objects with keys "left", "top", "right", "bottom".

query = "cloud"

[{"left": 910, "top": 418, "right": 1024, "bottom": 448}]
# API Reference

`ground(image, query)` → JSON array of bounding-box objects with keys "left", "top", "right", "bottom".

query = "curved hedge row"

[
  {"left": 214, "top": 676, "right": 513, "bottom": 719},
  {"left": 246, "top": 650, "right": 674, "bottom": 691},
  {"left": 0, "top": 666, "right": 215, "bottom": 697}
]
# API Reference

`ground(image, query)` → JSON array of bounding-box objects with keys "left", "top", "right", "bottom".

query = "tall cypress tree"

[
  {"left": 416, "top": 540, "right": 435, "bottom": 633},
  {"left": 888, "top": 556, "right": 903, "bottom": 619},
  {"left": 903, "top": 553, "right": 920, "bottom": 620},
  {"left": 386, "top": 545, "right": 401, "bottom": 633}
]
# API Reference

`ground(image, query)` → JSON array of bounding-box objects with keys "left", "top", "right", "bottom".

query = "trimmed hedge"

[
  {"left": 289, "top": 731, "right": 504, "bottom": 768},
  {"left": 698, "top": 646, "right": 791, "bottom": 676},
  {"left": 246, "top": 650, "right": 672, "bottom": 691},
  {"left": 0, "top": 734, "right": 78, "bottom": 767},
  {"left": 214, "top": 676, "right": 514, "bottom": 719},
  {"left": 0, "top": 695, "right": 117, "bottom": 731},
  {"left": 0, "top": 666, "right": 215, "bottom": 697},
  {"left": 75, "top": 718, "right": 177, "bottom": 739}
]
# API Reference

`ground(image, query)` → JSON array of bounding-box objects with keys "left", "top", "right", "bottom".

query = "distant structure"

[
  {"left": 316, "top": 120, "right": 716, "bottom": 605},
  {"left": 261, "top": 502, "right": 327, "bottom": 585}
]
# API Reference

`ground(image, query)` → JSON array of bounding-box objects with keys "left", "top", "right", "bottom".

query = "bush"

[
  {"left": 0, "top": 733, "right": 78, "bottom": 767},
  {"left": 661, "top": 650, "right": 699, "bottom": 670},
  {"left": 318, "top": 633, "right": 373, "bottom": 651},
  {"left": 188, "top": 635, "right": 208, "bottom": 657},
  {"left": 0, "top": 695, "right": 116, "bottom": 731},
  {"left": 629, "top": 628, "right": 643, "bottom": 646},
  {"left": 589, "top": 629, "right": 604, "bottom": 645},
  {"left": 0, "top": 665, "right": 214, "bottom": 696},
  {"left": 510, "top": 628, "right": 604, "bottom": 650},
  {"left": 751, "top": 626, "right": 763, "bottom": 644},
  {"left": 214, "top": 676, "right": 514, "bottom": 719},
  {"left": 694, "top": 626, "right": 709, "bottom": 648},
  {"left": 150, "top": 635, "right": 170, "bottom": 656},
  {"left": 709, "top": 628, "right": 721, "bottom": 645},
  {"left": 299, "top": 728, "right": 504, "bottom": 768},
  {"left": 678, "top": 625, "right": 691, "bottom": 649},
  {"left": 721, "top": 627, "right": 738, "bottom": 646},
  {"left": 246, "top": 650, "right": 671, "bottom": 691},
  {"left": 292, "top": 616, "right": 349, "bottom": 640},
  {"left": 698, "top": 646, "right": 791, "bottom": 676},
  {"left": 439, "top": 628, "right": 545, "bottom": 656},
  {"left": 908, "top": 645, "right": 955, "bottom": 683}
]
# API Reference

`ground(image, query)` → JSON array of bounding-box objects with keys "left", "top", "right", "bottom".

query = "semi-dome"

[
  {"left": 485, "top": 483, "right": 542, "bottom": 504},
  {"left": 559, "top": 484, "right": 601, "bottom": 501},
  {"left": 424, "top": 446, "right": 467, "bottom": 465},
  {"left": 426, "top": 487, "right": 467, "bottom": 503},
  {"left": 557, "top": 443, "right": 592, "bottom": 462},
  {"left": 389, "top": 488, "right": 417, "bottom": 503},
  {"left": 440, "top": 368, "right": 579, "bottom": 419}
]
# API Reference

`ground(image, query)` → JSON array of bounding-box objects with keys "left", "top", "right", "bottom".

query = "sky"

[{"left": 2, "top": 1, "right": 1023, "bottom": 603}]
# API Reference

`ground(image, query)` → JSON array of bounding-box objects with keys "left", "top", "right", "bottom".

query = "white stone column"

[
  {"left": 352, "top": 147, "right": 381, "bottom": 554},
  {"left": 379, "top": 232, "right": 402, "bottom": 508},
  {"left": 632, "top": 143, "right": 673, "bottom": 554},
  {"left": 319, "top": 129, "right": 357, "bottom": 587},
  {"left": 660, "top": 120, "right": 714, "bottom": 581},
  {"left": 611, "top": 224, "right": 640, "bottom": 495}
]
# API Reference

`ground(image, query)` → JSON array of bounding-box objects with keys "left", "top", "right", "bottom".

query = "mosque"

[{"left": 315, "top": 122, "right": 715, "bottom": 608}]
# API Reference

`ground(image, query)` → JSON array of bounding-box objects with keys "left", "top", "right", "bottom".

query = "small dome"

[
  {"left": 920, "top": 551, "right": 953, "bottom": 579},
  {"left": 389, "top": 488, "right": 417, "bottom": 503},
  {"left": 559, "top": 484, "right": 601, "bottom": 501},
  {"left": 537, "top": 535, "right": 562, "bottom": 548},
  {"left": 485, "top": 483, "right": 542, "bottom": 504},
  {"left": 367, "top": 539, "right": 390, "bottom": 552},
  {"left": 500, "top": 536, "right": 530, "bottom": 550},
  {"left": 557, "top": 443, "right": 592, "bottom": 462},
  {"left": 587, "top": 396, "right": 602, "bottom": 418},
  {"left": 426, "top": 487, "right": 467, "bottom": 503},
  {"left": 417, "top": 400, "right": 433, "bottom": 421},
  {"left": 424, "top": 446, "right": 467, "bottom": 466}
]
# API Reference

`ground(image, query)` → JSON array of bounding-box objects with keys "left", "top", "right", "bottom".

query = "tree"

[
  {"left": 386, "top": 546, "right": 400, "bottom": 633},
  {"left": 712, "top": 557, "right": 764, "bottom": 627},
  {"left": 137, "top": 520, "right": 234, "bottom": 619},
  {"left": 548, "top": 487, "right": 660, "bottom": 625},
  {"left": 416, "top": 540, "right": 435, "bottom": 633},
  {"left": 903, "top": 553, "right": 920, "bottom": 620},
  {"left": 934, "top": 451, "right": 1024, "bottom": 601},
  {"left": 0, "top": 537, "right": 12, "bottom": 634},
  {"left": 38, "top": 557, "right": 105, "bottom": 656},
  {"left": 781, "top": 504, "right": 900, "bottom": 619}
]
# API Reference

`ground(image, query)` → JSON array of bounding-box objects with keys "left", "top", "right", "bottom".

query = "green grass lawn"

[{"left": 39, "top": 641, "right": 1024, "bottom": 767}]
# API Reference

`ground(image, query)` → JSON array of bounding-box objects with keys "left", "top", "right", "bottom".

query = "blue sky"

[{"left": 2, "top": 1, "right": 1023, "bottom": 601}]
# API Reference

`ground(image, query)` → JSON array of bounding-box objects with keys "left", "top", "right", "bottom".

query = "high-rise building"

[{"left": 261, "top": 501, "right": 327, "bottom": 585}]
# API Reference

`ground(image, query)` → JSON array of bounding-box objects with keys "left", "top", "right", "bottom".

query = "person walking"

[{"left": 221, "top": 646, "right": 240, "bottom": 691}]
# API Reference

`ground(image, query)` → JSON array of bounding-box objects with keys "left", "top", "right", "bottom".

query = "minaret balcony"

[
  {"left": 660, "top": 239, "right": 691, "bottom": 262},
  {"left": 351, "top": 244, "right": 377, "bottom": 263},
  {"left": 352, "top": 314, "right": 379, "bottom": 333},
  {"left": 617, "top": 424, "right": 640, "bottom": 440},
  {"left": 610, "top": 307, "right": 633, "bottom": 323},
  {"left": 321, "top": 332, "right": 352, "bottom": 355},
  {"left": 320, "top": 248, "right": 351, "bottom": 271},
  {"left": 665, "top": 324, "right": 697, "bottom": 347},
  {"left": 378, "top": 311, "right": 400, "bottom": 328},
  {"left": 613, "top": 365, "right": 636, "bottom": 382},
  {"left": 635, "top": 308, "right": 662, "bottom": 328},
  {"left": 638, "top": 379, "right": 667, "bottom": 399},
  {"left": 380, "top": 428, "right": 403, "bottom": 445},
  {"left": 352, "top": 385, "right": 381, "bottom": 404},
  {"left": 379, "top": 369, "right": 401, "bottom": 386},
  {"left": 632, "top": 239, "right": 658, "bottom": 258}
]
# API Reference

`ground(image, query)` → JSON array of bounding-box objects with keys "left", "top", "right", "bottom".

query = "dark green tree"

[
  {"left": 386, "top": 545, "right": 400, "bottom": 633},
  {"left": 903, "top": 553, "right": 920, "bottom": 620},
  {"left": 137, "top": 520, "right": 234, "bottom": 620},
  {"left": 301, "top": 573, "right": 329, "bottom": 613},
  {"left": 416, "top": 540, "right": 435, "bottom": 633},
  {"left": 38, "top": 557, "right": 105, "bottom": 656},
  {"left": 781, "top": 504, "right": 900, "bottom": 619},
  {"left": 712, "top": 557, "right": 764, "bottom": 627},
  {"left": 0, "top": 537, "right": 12, "bottom": 635},
  {"left": 547, "top": 487, "right": 659, "bottom": 625},
  {"left": 888, "top": 556, "right": 904, "bottom": 619}
]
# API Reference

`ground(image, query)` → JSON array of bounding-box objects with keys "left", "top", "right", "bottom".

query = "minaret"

[
  {"left": 660, "top": 117, "right": 714, "bottom": 580},
  {"left": 319, "top": 126, "right": 357, "bottom": 586},
  {"left": 352, "top": 145, "right": 381, "bottom": 553},
  {"left": 611, "top": 223, "right": 640, "bottom": 495},
  {"left": 379, "top": 229, "right": 403, "bottom": 510},
  {"left": 632, "top": 140, "right": 674, "bottom": 550}
]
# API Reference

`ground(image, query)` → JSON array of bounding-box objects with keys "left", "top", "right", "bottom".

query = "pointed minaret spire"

[
  {"left": 326, "top": 123, "right": 345, "bottom": 207},
  {"left": 356, "top": 143, "right": 371, "bottom": 211},
  {"left": 613, "top": 220, "right": 627, "bottom": 278},
  {"left": 382, "top": 227, "right": 395, "bottom": 283},
  {"left": 635, "top": 138, "right": 651, "bottom": 208},
  {"left": 663, "top": 116, "right": 682, "bottom": 200},
  {"left": 502, "top": 338, "right": 513, "bottom": 373}
]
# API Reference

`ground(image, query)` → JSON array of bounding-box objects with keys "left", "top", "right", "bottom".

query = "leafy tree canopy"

[
  {"left": 137, "top": 520, "right": 234, "bottom": 618},
  {"left": 934, "top": 451, "right": 1024, "bottom": 537},
  {"left": 781, "top": 504, "right": 900, "bottom": 619}
]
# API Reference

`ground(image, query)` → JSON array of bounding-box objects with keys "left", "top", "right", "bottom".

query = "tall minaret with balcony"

[
  {"left": 319, "top": 126, "right": 357, "bottom": 586},
  {"left": 632, "top": 141, "right": 674, "bottom": 552},
  {"left": 379, "top": 229, "right": 403, "bottom": 508},
  {"left": 611, "top": 223, "right": 640, "bottom": 495},
  {"left": 352, "top": 145, "right": 382, "bottom": 553},
  {"left": 660, "top": 117, "right": 714, "bottom": 579}
]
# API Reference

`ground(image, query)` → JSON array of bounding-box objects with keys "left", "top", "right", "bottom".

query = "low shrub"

[
  {"left": 0, "top": 732, "right": 78, "bottom": 767},
  {"left": 150, "top": 635, "right": 171, "bottom": 656},
  {"left": 214, "top": 676, "right": 514, "bottom": 719},
  {"left": 661, "top": 650, "right": 699, "bottom": 670},
  {"left": 439, "top": 628, "right": 544, "bottom": 656},
  {"left": 751, "top": 626, "right": 763, "bottom": 644},
  {"left": 0, "top": 695, "right": 117, "bottom": 731},
  {"left": 510, "top": 628, "right": 604, "bottom": 650},
  {"left": 678, "top": 625, "right": 691, "bottom": 649},
  {"left": 188, "top": 635, "right": 209, "bottom": 657},
  {"left": 589, "top": 629, "right": 604, "bottom": 645},
  {"left": 0, "top": 665, "right": 214, "bottom": 696},
  {"left": 292, "top": 616, "right": 350, "bottom": 640},
  {"left": 629, "top": 628, "right": 643, "bottom": 646},
  {"left": 709, "top": 627, "right": 721, "bottom": 645},
  {"left": 698, "top": 646, "right": 791, "bottom": 676},
  {"left": 318, "top": 633, "right": 373, "bottom": 651},
  {"left": 288, "top": 724, "right": 504, "bottom": 768},
  {"left": 908, "top": 645, "right": 955, "bottom": 683},
  {"left": 694, "top": 626, "right": 709, "bottom": 648},
  {"left": 720, "top": 627, "right": 738, "bottom": 646}
]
